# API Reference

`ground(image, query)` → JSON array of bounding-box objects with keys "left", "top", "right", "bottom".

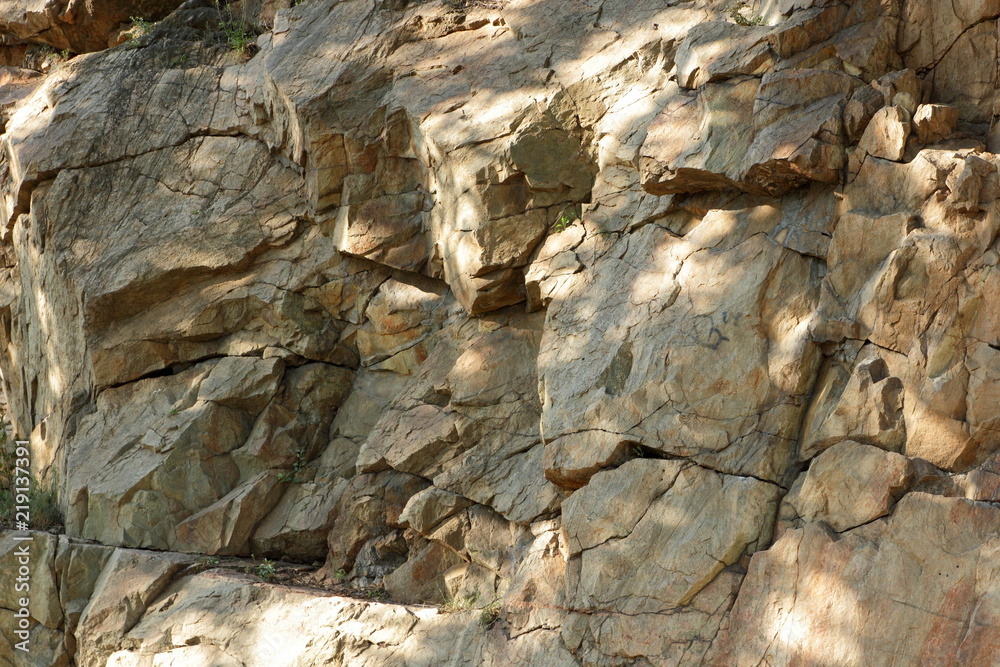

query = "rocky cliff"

[{"left": 2, "top": 0, "right": 1000, "bottom": 664}]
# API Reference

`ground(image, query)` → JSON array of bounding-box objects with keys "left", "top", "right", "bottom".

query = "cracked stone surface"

[{"left": 4, "top": 0, "right": 1000, "bottom": 664}]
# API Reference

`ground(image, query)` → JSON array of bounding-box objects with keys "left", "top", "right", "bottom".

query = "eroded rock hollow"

[{"left": 2, "top": 0, "right": 1000, "bottom": 664}]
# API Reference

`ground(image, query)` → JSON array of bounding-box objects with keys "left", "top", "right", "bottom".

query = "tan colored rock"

[
  {"left": 231, "top": 362, "right": 354, "bottom": 473},
  {"left": 359, "top": 314, "right": 564, "bottom": 523},
  {"left": 502, "top": 520, "right": 566, "bottom": 637},
  {"left": 58, "top": 357, "right": 352, "bottom": 554},
  {"left": 824, "top": 210, "right": 914, "bottom": 306},
  {"left": 317, "top": 368, "right": 414, "bottom": 480},
  {"left": 567, "top": 568, "right": 743, "bottom": 666},
  {"left": 382, "top": 541, "right": 465, "bottom": 605},
  {"left": 0, "top": 531, "right": 61, "bottom": 629},
  {"left": 91, "top": 560, "right": 575, "bottom": 666},
  {"left": 540, "top": 222, "right": 822, "bottom": 487},
  {"left": 783, "top": 441, "right": 913, "bottom": 532},
  {"left": 675, "top": 21, "right": 774, "bottom": 90},
  {"left": 54, "top": 537, "right": 114, "bottom": 659},
  {"left": 858, "top": 105, "right": 911, "bottom": 161},
  {"left": 843, "top": 84, "right": 885, "bottom": 142},
  {"left": 764, "top": 3, "right": 848, "bottom": 59},
  {"left": 564, "top": 460, "right": 780, "bottom": 611},
  {"left": 322, "top": 471, "right": 428, "bottom": 579},
  {"left": 426, "top": 504, "right": 522, "bottom": 578},
  {"left": 872, "top": 69, "right": 923, "bottom": 108},
  {"left": 947, "top": 153, "right": 996, "bottom": 214},
  {"left": 561, "top": 459, "right": 781, "bottom": 663},
  {"left": 354, "top": 278, "right": 451, "bottom": 373},
  {"left": 712, "top": 493, "right": 1000, "bottom": 665},
  {"left": 174, "top": 470, "right": 284, "bottom": 556},
  {"left": 398, "top": 487, "right": 473, "bottom": 536},
  {"left": 0, "top": 612, "right": 67, "bottom": 666},
  {"left": 332, "top": 108, "right": 431, "bottom": 272},
  {"left": 643, "top": 68, "right": 857, "bottom": 196},
  {"left": 76, "top": 548, "right": 191, "bottom": 666},
  {"left": 899, "top": 0, "right": 999, "bottom": 122},
  {"left": 250, "top": 477, "right": 347, "bottom": 561},
  {"left": 524, "top": 223, "right": 584, "bottom": 312},
  {"left": 742, "top": 68, "right": 858, "bottom": 191},
  {"left": 823, "top": 149, "right": 1000, "bottom": 472},
  {"left": 799, "top": 352, "right": 905, "bottom": 459},
  {"left": 640, "top": 78, "right": 758, "bottom": 195},
  {"left": 913, "top": 104, "right": 960, "bottom": 144},
  {"left": 0, "top": 66, "right": 42, "bottom": 127},
  {"left": 9, "top": 0, "right": 1000, "bottom": 664},
  {"left": 0, "top": 0, "right": 185, "bottom": 53}
]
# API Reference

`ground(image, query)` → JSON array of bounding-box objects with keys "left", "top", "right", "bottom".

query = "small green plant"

[
  {"left": 365, "top": 587, "right": 388, "bottom": 600},
  {"left": 334, "top": 568, "right": 347, "bottom": 579},
  {"left": 221, "top": 20, "right": 253, "bottom": 52},
  {"left": 169, "top": 53, "right": 190, "bottom": 68},
  {"left": 479, "top": 597, "right": 501, "bottom": 627},
  {"left": 553, "top": 206, "right": 580, "bottom": 233},
  {"left": 0, "top": 433, "right": 63, "bottom": 531},
  {"left": 130, "top": 16, "right": 155, "bottom": 33},
  {"left": 59, "top": 49, "right": 73, "bottom": 60},
  {"left": 441, "top": 588, "right": 480, "bottom": 613},
  {"left": 219, "top": 16, "right": 262, "bottom": 53},
  {"left": 168, "top": 407, "right": 179, "bottom": 416},
  {"left": 725, "top": 3, "right": 764, "bottom": 26},
  {"left": 200, "top": 555, "right": 221, "bottom": 565},
  {"left": 256, "top": 557, "right": 276, "bottom": 581},
  {"left": 277, "top": 448, "right": 307, "bottom": 483},
  {"left": 633, "top": 445, "right": 645, "bottom": 458},
  {"left": 124, "top": 16, "right": 155, "bottom": 48}
]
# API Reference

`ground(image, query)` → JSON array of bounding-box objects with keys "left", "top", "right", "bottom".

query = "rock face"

[{"left": 2, "top": 0, "right": 1000, "bottom": 664}]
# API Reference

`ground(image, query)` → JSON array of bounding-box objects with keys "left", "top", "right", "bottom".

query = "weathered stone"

[
  {"left": 0, "top": 0, "right": 185, "bottom": 53},
  {"left": 383, "top": 541, "right": 465, "bottom": 605},
  {"left": 54, "top": 537, "right": 114, "bottom": 660},
  {"left": 524, "top": 224, "right": 584, "bottom": 312},
  {"left": 399, "top": 487, "right": 473, "bottom": 536},
  {"left": 562, "top": 459, "right": 781, "bottom": 663},
  {"left": 91, "top": 560, "right": 575, "bottom": 666},
  {"left": 564, "top": 460, "right": 780, "bottom": 611},
  {"left": 844, "top": 83, "right": 885, "bottom": 142},
  {"left": 871, "top": 68, "right": 923, "bottom": 108},
  {"left": 359, "top": 314, "right": 564, "bottom": 523},
  {"left": 75, "top": 548, "right": 191, "bottom": 666},
  {"left": 426, "top": 504, "right": 522, "bottom": 578},
  {"left": 783, "top": 440, "right": 913, "bottom": 532},
  {"left": 355, "top": 278, "right": 451, "bottom": 373},
  {"left": 502, "top": 520, "right": 566, "bottom": 637},
  {"left": 321, "top": 470, "right": 428, "bottom": 580},
  {"left": 899, "top": 0, "right": 999, "bottom": 122},
  {"left": 858, "top": 105, "right": 911, "bottom": 161},
  {"left": 540, "top": 222, "right": 822, "bottom": 487},
  {"left": 0, "top": 531, "right": 60, "bottom": 628},
  {"left": 174, "top": 470, "right": 285, "bottom": 556},
  {"left": 675, "top": 21, "right": 774, "bottom": 90},
  {"left": 640, "top": 78, "right": 758, "bottom": 195},
  {"left": 742, "top": 68, "right": 858, "bottom": 191},
  {"left": 913, "top": 104, "right": 960, "bottom": 144},
  {"left": 6, "top": 0, "right": 1000, "bottom": 663},
  {"left": 713, "top": 493, "right": 1000, "bottom": 665},
  {"left": 799, "top": 351, "right": 905, "bottom": 459},
  {"left": 250, "top": 477, "right": 347, "bottom": 561}
]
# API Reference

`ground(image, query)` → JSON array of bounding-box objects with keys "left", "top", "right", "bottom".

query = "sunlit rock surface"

[{"left": 3, "top": 0, "right": 1000, "bottom": 663}]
